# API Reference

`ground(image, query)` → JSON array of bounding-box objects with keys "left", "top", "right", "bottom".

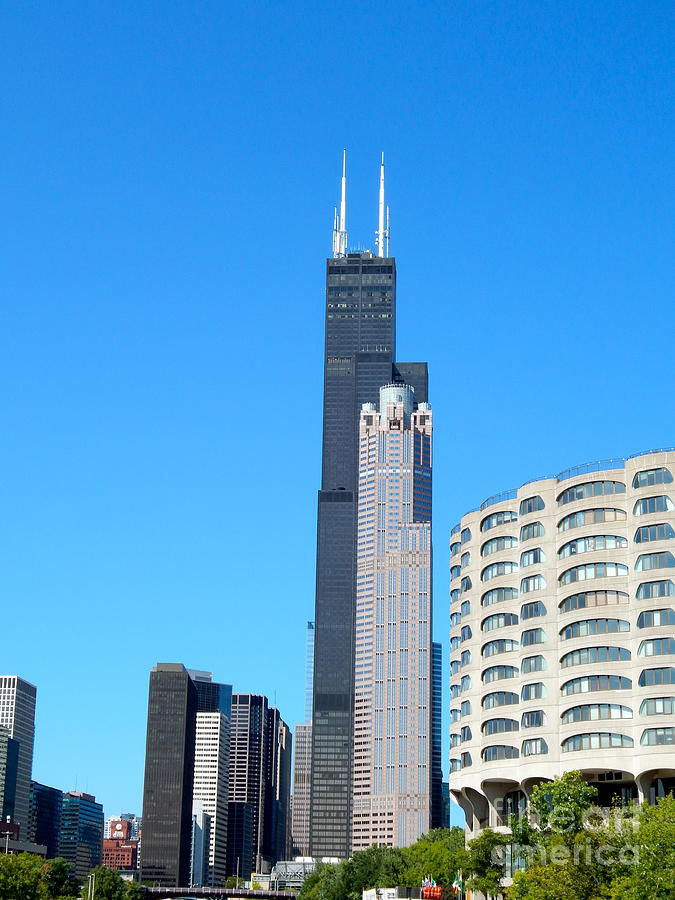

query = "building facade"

[
  {"left": 0, "top": 676, "right": 37, "bottom": 835},
  {"left": 311, "top": 155, "right": 428, "bottom": 858},
  {"left": 431, "top": 642, "right": 444, "bottom": 829},
  {"left": 58, "top": 791, "right": 103, "bottom": 879},
  {"left": 351, "top": 384, "right": 433, "bottom": 850},
  {"left": 449, "top": 449, "right": 675, "bottom": 832},
  {"left": 291, "top": 621, "right": 315, "bottom": 857},
  {"left": 0, "top": 727, "right": 19, "bottom": 824},
  {"left": 29, "top": 782, "right": 63, "bottom": 859}
]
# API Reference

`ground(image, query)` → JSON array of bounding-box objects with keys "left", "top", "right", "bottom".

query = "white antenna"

[
  {"left": 375, "top": 151, "right": 389, "bottom": 257},
  {"left": 332, "top": 150, "right": 348, "bottom": 257}
]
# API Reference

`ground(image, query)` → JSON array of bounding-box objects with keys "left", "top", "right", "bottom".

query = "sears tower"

[{"left": 310, "top": 153, "right": 429, "bottom": 858}]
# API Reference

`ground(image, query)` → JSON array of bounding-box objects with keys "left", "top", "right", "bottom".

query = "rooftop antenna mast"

[
  {"left": 332, "top": 149, "right": 348, "bottom": 258},
  {"left": 375, "top": 151, "right": 390, "bottom": 257}
]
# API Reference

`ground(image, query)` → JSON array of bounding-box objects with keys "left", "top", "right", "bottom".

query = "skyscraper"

[
  {"left": 29, "top": 781, "right": 63, "bottom": 859},
  {"left": 58, "top": 791, "right": 104, "bottom": 879},
  {"left": 310, "top": 154, "right": 428, "bottom": 857},
  {"left": 0, "top": 728, "right": 19, "bottom": 824},
  {"left": 291, "top": 622, "right": 315, "bottom": 857},
  {"left": 431, "top": 642, "right": 444, "bottom": 829},
  {"left": 0, "top": 676, "right": 37, "bottom": 835},
  {"left": 351, "top": 384, "right": 433, "bottom": 849}
]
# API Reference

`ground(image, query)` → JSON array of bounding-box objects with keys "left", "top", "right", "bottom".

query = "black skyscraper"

[
  {"left": 141, "top": 664, "right": 197, "bottom": 887},
  {"left": 310, "top": 160, "right": 428, "bottom": 857}
]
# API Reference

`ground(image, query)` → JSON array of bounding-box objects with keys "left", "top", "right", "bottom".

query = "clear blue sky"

[{"left": 2, "top": 1, "right": 673, "bottom": 824}]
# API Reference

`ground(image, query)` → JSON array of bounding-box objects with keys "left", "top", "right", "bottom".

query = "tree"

[
  {"left": 41, "top": 857, "right": 79, "bottom": 898},
  {"left": 89, "top": 865, "right": 126, "bottom": 900},
  {"left": 123, "top": 881, "right": 145, "bottom": 899},
  {"left": 0, "top": 853, "right": 45, "bottom": 900},
  {"left": 402, "top": 827, "right": 466, "bottom": 887},
  {"left": 608, "top": 796, "right": 675, "bottom": 900},
  {"left": 465, "top": 828, "right": 510, "bottom": 898},
  {"left": 529, "top": 772, "right": 598, "bottom": 834}
]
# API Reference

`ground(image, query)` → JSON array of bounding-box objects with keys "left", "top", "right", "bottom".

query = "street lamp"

[{"left": 0, "top": 831, "right": 12, "bottom": 854}]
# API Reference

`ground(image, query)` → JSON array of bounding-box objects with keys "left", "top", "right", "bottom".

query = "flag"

[{"left": 452, "top": 870, "right": 463, "bottom": 894}]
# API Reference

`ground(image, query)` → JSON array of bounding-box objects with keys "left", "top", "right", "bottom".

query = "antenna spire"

[
  {"left": 375, "top": 151, "right": 389, "bottom": 257},
  {"left": 332, "top": 149, "right": 348, "bottom": 258}
]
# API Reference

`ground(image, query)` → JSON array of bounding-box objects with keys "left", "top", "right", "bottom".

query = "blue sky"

[{"left": 2, "top": 1, "right": 673, "bottom": 824}]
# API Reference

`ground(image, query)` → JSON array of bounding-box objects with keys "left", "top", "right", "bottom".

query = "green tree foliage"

[
  {"left": 90, "top": 865, "right": 126, "bottom": 900},
  {"left": 0, "top": 852, "right": 46, "bottom": 900},
  {"left": 529, "top": 771, "right": 598, "bottom": 834},
  {"left": 41, "top": 857, "right": 80, "bottom": 899},
  {"left": 608, "top": 796, "right": 675, "bottom": 900},
  {"left": 464, "top": 828, "right": 510, "bottom": 898},
  {"left": 402, "top": 827, "right": 466, "bottom": 887}
]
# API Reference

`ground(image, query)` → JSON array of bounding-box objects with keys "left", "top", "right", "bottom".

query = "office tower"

[
  {"left": 431, "top": 642, "right": 444, "bottom": 828},
  {"left": 189, "top": 670, "right": 232, "bottom": 886},
  {"left": 141, "top": 663, "right": 197, "bottom": 886},
  {"left": 0, "top": 676, "right": 37, "bottom": 834},
  {"left": 58, "top": 791, "right": 103, "bottom": 879},
  {"left": 449, "top": 449, "right": 675, "bottom": 833},
  {"left": 351, "top": 384, "right": 433, "bottom": 850},
  {"left": 0, "top": 727, "right": 19, "bottom": 824},
  {"left": 227, "top": 801, "right": 254, "bottom": 880},
  {"left": 291, "top": 622, "right": 315, "bottom": 857},
  {"left": 229, "top": 694, "right": 291, "bottom": 874},
  {"left": 311, "top": 153, "right": 428, "bottom": 858},
  {"left": 29, "top": 781, "right": 63, "bottom": 858}
]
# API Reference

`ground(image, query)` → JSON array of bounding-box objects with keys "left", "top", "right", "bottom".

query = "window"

[
  {"left": 637, "top": 580, "right": 675, "bottom": 599},
  {"left": 636, "top": 552, "right": 675, "bottom": 572},
  {"left": 558, "top": 508, "right": 626, "bottom": 531},
  {"left": 521, "top": 601, "right": 546, "bottom": 620},
  {"left": 461, "top": 576, "right": 473, "bottom": 592},
  {"left": 481, "top": 510, "right": 518, "bottom": 532},
  {"left": 639, "top": 697, "right": 675, "bottom": 715},
  {"left": 482, "top": 744, "right": 519, "bottom": 761},
  {"left": 460, "top": 625, "right": 473, "bottom": 641},
  {"left": 521, "top": 548, "right": 545, "bottom": 567},
  {"left": 482, "top": 561, "right": 519, "bottom": 582},
  {"left": 522, "top": 628, "right": 547, "bottom": 646},
  {"left": 561, "top": 646, "right": 631, "bottom": 667},
  {"left": 560, "top": 618, "right": 630, "bottom": 640},
  {"left": 482, "top": 587, "right": 519, "bottom": 607},
  {"left": 520, "top": 495, "right": 545, "bottom": 515},
  {"left": 635, "top": 523, "right": 675, "bottom": 543},
  {"left": 633, "top": 467, "right": 673, "bottom": 488},
  {"left": 521, "top": 682, "right": 546, "bottom": 701},
  {"left": 450, "top": 659, "right": 461, "bottom": 675},
  {"left": 521, "top": 710, "right": 545, "bottom": 728},
  {"left": 450, "top": 565, "right": 461, "bottom": 581},
  {"left": 560, "top": 562, "right": 628, "bottom": 585},
  {"left": 460, "top": 752, "right": 472, "bottom": 768},
  {"left": 461, "top": 600, "right": 471, "bottom": 616},
  {"left": 450, "top": 612, "right": 461, "bottom": 627},
  {"left": 640, "top": 727, "right": 675, "bottom": 745},
  {"left": 634, "top": 496, "right": 674, "bottom": 515},
  {"left": 522, "top": 738, "right": 548, "bottom": 756},
  {"left": 559, "top": 535, "right": 628, "bottom": 557},
  {"left": 638, "top": 638, "right": 675, "bottom": 657},
  {"left": 561, "top": 703, "right": 632, "bottom": 724},
  {"left": 637, "top": 609, "right": 675, "bottom": 628},
  {"left": 461, "top": 700, "right": 472, "bottom": 716},
  {"left": 482, "top": 639, "right": 519, "bottom": 657},
  {"left": 482, "top": 665, "right": 519, "bottom": 683},
  {"left": 558, "top": 481, "right": 626, "bottom": 505},
  {"left": 461, "top": 675, "right": 472, "bottom": 691},
  {"left": 481, "top": 535, "right": 518, "bottom": 557},
  {"left": 482, "top": 612, "right": 519, "bottom": 632},
  {"left": 450, "top": 758, "right": 461, "bottom": 773},
  {"left": 450, "top": 732, "right": 461, "bottom": 748},
  {"left": 521, "top": 575, "right": 546, "bottom": 594},
  {"left": 460, "top": 725, "right": 473, "bottom": 742},
  {"left": 562, "top": 675, "right": 631, "bottom": 695},
  {"left": 639, "top": 668, "right": 675, "bottom": 686},
  {"left": 559, "top": 590, "right": 629, "bottom": 613},
  {"left": 450, "top": 683, "right": 461, "bottom": 699},
  {"left": 522, "top": 654, "right": 546, "bottom": 673},
  {"left": 482, "top": 691, "right": 519, "bottom": 709},
  {"left": 450, "top": 636, "right": 461, "bottom": 651},
  {"left": 461, "top": 551, "right": 471, "bottom": 568},
  {"left": 520, "top": 522, "right": 545, "bottom": 541},
  {"left": 562, "top": 732, "right": 633, "bottom": 752},
  {"left": 450, "top": 708, "right": 460, "bottom": 724},
  {"left": 482, "top": 717, "right": 519, "bottom": 735},
  {"left": 450, "top": 589, "right": 461, "bottom": 605},
  {"left": 461, "top": 527, "right": 472, "bottom": 544},
  {"left": 450, "top": 541, "right": 461, "bottom": 558},
  {"left": 460, "top": 650, "right": 472, "bottom": 666}
]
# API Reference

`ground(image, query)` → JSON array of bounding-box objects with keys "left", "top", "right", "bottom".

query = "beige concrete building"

[
  {"left": 449, "top": 449, "right": 675, "bottom": 832},
  {"left": 351, "top": 384, "right": 433, "bottom": 850}
]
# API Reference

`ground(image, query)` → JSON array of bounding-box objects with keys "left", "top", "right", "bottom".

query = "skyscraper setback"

[{"left": 310, "top": 154, "right": 432, "bottom": 857}]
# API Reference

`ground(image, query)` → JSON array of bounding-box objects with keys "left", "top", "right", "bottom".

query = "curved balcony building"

[{"left": 449, "top": 449, "right": 675, "bottom": 832}]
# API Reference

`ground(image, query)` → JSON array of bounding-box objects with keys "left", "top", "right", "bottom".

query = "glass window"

[
  {"left": 639, "top": 667, "right": 675, "bottom": 686},
  {"left": 635, "top": 523, "right": 675, "bottom": 543},
  {"left": 558, "top": 508, "right": 626, "bottom": 531},
  {"left": 636, "top": 552, "right": 675, "bottom": 572},
  {"left": 450, "top": 732, "right": 461, "bottom": 748},
  {"left": 450, "top": 541, "right": 461, "bottom": 558},
  {"left": 481, "top": 535, "right": 518, "bottom": 557},
  {"left": 482, "top": 612, "right": 519, "bottom": 632},
  {"left": 637, "top": 609, "right": 675, "bottom": 628},
  {"left": 560, "top": 562, "right": 628, "bottom": 585},
  {"left": 482, "top": 717, "right": 519, "bottom": 735},
  {"left": 482, "top": 561, "right": 519, "bottom": 582},
  {"left": 522, "top": 738, "right": 548, "bottom": 756},
  {"left": 520, "top": 521, "right": 545, "bottom": 541},
  {"left": 450, "top": 589, "right": 461, "bottom": 606},
  {"left": 637, "top": 580, "right": 675, "bottom": 600},
  {"left": 639, "top": 697, "right": 675, "bottom": 715},
  {"left": 560, "top": 618, "right": 630, "bottom": 640},
  {"left": 482, "top": 744, "right": 519, "bottom": 761},
  {"left": 482, "top": 691, "right": 519, "bottom": 709},
  {"left": 461, "top": 576, "right": 473, "bottom": 592},
  {"left": 640, "top": 727, "right": 675, "bottom": 746},
  {"left": 460, "top": 650, "right": 472, "bottom": 666},
  {"left": 460, "top": 752, "right": 472, "bottom": 768},
  {"left": 634, "top": 496, "right": 674, "bottom": 515},
  {"left": 559, "top": 590, "right": 629, "bottom": 613},
  {"left": 461, "top": 527, "right": 472, "bottom": 544},
  {"left": 521, "top": 575, "right": 546, "bottom": 594},
  {"left": 560, "top": 646, "right": 631, "bottom": 667},
  {"left": 450, "top": 659, "right": 461, "bottom": 675},
  {"left": 562, "top": 732, "right": 634, "bottom": 752},
  {"left": 561, "top": 703, "right": 632, "bottom": 724},
  {"left": 521, "top": 682, "right": 546, "bottom": 701},
  {"left": 450, "top": 565, "right": 461, "bottom": 581},
  {"left": 558, "top": 481, "right": 626, "bottom": 505},
  {"left": 449, "top": 708, "right": 461, "bottom": 724},
  {"left": 522, "top": 628, "right": 547, "bottom": 646},
  {"left": 460, "top": 625, "right": 473, "bottom": 641},
  {"left": 481, "top": 510, "right": 518, "bottom": 532},
  {"left": 521, "top": 601, "right": 546, "bottom": 620},
  {"left": 461, "top": 551, "right": 471, "bottom": 568},
  {"left": 559, "top": 535, "right": 628, "bottom": 558},
  {"left": 520, "top": 495, "right": 545, "bottom": 515},
  {"left": 521, "top": 548, "right": 545, "bottom": 567},
  {"left": 521, "top": 710, "right": 545, "bottom": 728},
  {"left": 482, "top": 587, "right": 519, "bottom": 607},
  {"left": 633, "top": 468, "right": 673, "bottom": 488},
  {"left": 522, "top": 654, "right": 546, "bottom": 673},
  {"left": 460, "top": 700, "right": 472, "bottom": 716},
  {"left": 561, "top": 675, "right": 631, "bottom": 695},
  {"left": 450, "top": 612, "right": 461, "bottom": 627},
  {"left": 461, "top": 675, "right": 472, "bottom": 691},
  {"left": 461, "top": 600, "right": 471, "bottom": 616},
  {"left": 482, "top": 639, "right": 520, "bottom": 657},
  {"left": 450, "top": 758, "right": 461, "bottom": 773},
  {"left": 638, "top": 638, "right": 675, "bottom": 657},
  {"left": 482, "top": 665, "right": 519, "bottom": 683},
  {"left": 460, "top": 725, "right": 472, "bottom": 742}
]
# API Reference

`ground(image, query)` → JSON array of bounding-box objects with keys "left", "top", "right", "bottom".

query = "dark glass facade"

[
  {"left": 58, "top": 792, "right": 103, "bottom": 879},
  {"left": 311, "top": 251, "right": 428, "bottom": 857},
  {"left": 226, "top": 801, "right": 254, "bottom": 879},
  {"left": 0, "top": 728, "right": 19, "bottom": 825},
  {"left": 431, "top": 642, "right": 444, "bottom": 828},
  {"left": 29, "top": 781, "right": 62, "bottom": 858},
  {"left": 140, "top": 664, "right": 197, "bottom": 887}
]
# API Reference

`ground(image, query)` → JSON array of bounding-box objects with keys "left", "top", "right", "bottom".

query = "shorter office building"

[
  {"left": 226, "top": 801, "right": 254, "bottom": 880},
  {"left": 102, "top": 836, "right": 138, "bottom": 870},
  {"left": 29, "top": 781, "right": 63, "bottom": 858},
  {"left": 59, "top": 791, "right": 104, "bottom": 879},
  {"left": 0, "top": 726, "right": 19, "bottom": 824}
]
